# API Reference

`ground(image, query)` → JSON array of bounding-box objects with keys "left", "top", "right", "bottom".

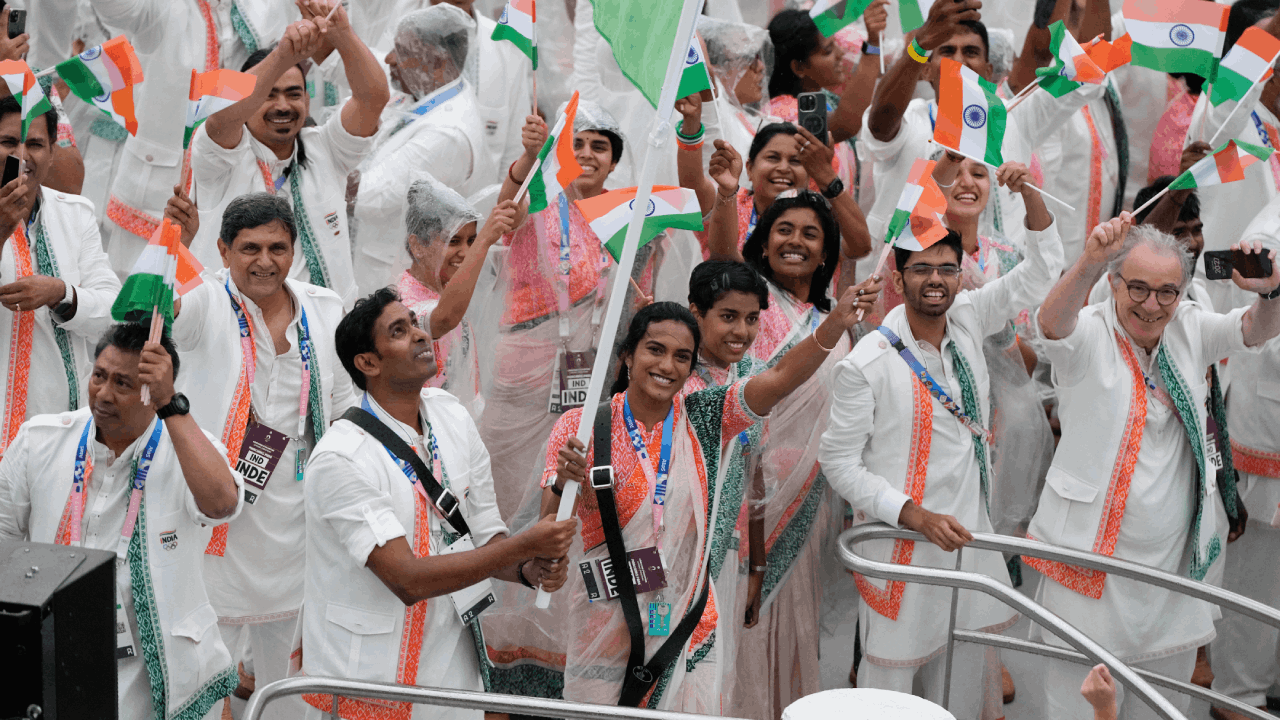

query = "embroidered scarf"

[{"left": 255, "top": 159, "right": 332, "bottom": 289}]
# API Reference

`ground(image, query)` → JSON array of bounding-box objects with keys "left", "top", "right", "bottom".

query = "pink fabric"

[
  {"left": 1148, "top": 85, "right": 1197, "bottom": 184},
  {"left": 500, "top": 200, "right": 610, "bottom": 326}
]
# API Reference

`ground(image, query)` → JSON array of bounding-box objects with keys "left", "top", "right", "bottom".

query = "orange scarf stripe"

[
  {"left": 1231, "top": 439, "right": 1280, "bottom": 479},
  {"left": 1081, "top": 105, "right": 1104, "bottom": 233},
  {"left": 205, "top": 303, "right": 258, "bottom": 557},
  {"left": 2, "top": 224, "right": 35, "bottom": 458}
]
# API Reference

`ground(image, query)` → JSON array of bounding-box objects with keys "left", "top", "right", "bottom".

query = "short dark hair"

[
  {"left": 0, "top": 96, "right": 56, "bottom": 143},
  {"left": 1226, "top": 0, "right": 1280, "bottom": 55},
  {"left": 578, "top": 129, "right": 624, "bottom": 165},
  {"left": 1134, "top": 176, "right": 1200, "bottom": 226},
  {"left": 766, "top": 9, "right": 821, "bottom": 99},
  {"left": 955, "top": 20, "right": 990, "bottom": 62},
  {"left": 94, "top": 323, "right": 181, "bottom": 380},
  {"left": 336, "top": 287, "right": 400, "bottom": 391},
  {"left": 219, "top": 192, "right": 297, "bottom": 248},
  {"left": 239, "top": 49, "right": 311, "bottom": 168},
  {"left": 688, "top": 260, "right": 769, "bottom": 313},
  {"left": 610, "top": 302, "right": 701, "bottom": 395},
  {"left": 748, "top": 122, "right": 800, "bottom": 164},
  {"left": 893, "top": 229, "right": 965, "bottom": 274},
  {"left": 742, "top": 190, "right": 841, "bottom": 312}
]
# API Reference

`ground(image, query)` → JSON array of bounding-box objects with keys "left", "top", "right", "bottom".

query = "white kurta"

[
  {"left": 173, "top": 269, "right": 355, "bottom": 622},
  {"left": 189, "top": 112, "right": 373, "bottom": 307},
  {"left": 1224, "top": 335, "right": 1280, "bottom": 522},
  {"left": 0, "top": 188, "right": 121, "bottom": 433},
  {"left": 301, "top": 390, "right": 508, "bottom": 720}
]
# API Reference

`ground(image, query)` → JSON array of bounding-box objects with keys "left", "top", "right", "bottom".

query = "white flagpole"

[{"left": 535, "top": 0, "right": 707, "bottom": 610}]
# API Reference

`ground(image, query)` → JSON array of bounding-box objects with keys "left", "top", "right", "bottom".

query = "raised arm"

[
  {"left": 676, "top": 95, "right": 717, "bottom": 215},
  {"left": 428, "top": 201, "right": 519, "bottom": 339},
  {"left": 1143, "top": 143, "right": 1207, "bottom": 235},
  {"left": 1234, "top": 241, "right": 1280, "bottom": 348},
  {"left": 795, "top": 125, "right": 872, "bottom": 260},
  {"left": 706, "top": 140, "right": 745, "bottom": 262},
  {"left": 1038, "top": 214, "right": 1132, "bottom": 341},
  {"left": 498, "top": 115, "right": 549, "bottom": 207},
  {"left": 298, "top": 0, "right": 389, "bottom": 138},
  {"left": 1006, "top": 0, "right": 1070, "bottom": 95},
  {"left": 827, "top": 0, "right": 889, "bottom": 143}
]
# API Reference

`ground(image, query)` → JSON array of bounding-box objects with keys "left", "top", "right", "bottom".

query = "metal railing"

[
  {"left": 838, "top": 524, "right": 1280, "bottom": 720},
  {"left": 242, "top": 676, "right": 748, "bottom": 720}
]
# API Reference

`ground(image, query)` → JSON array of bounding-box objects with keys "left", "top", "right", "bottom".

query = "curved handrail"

[{"left": 242, "top": 676, "right": 747, "bottom": 720}]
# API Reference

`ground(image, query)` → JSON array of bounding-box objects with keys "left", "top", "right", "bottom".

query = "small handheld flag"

[
  {"left": 899, "top": 0, "right": 925, "bottom": 35},
  {"left": 675, "top": 35, "right": 713, "bottom": 101},
  {"left": 1037, "top": 21, "right": 1108, "bottom": 98},
  {"left": 1081, "top": 34, "right": 1134, "bottom": 74},
  {"left": 111, "top": 218, "right": 199, "bottom": 334},
  {"left": 885, "top": 159, "right": 949, "bottom": 251},
  {"left": 492, "top": 0, "right": 538, "bottom": 69},
  {"left": 54, "top": 36, "right": 144, "bottom": 135},
  {"left": 809, "top": 0, "right": 873, "bottom": 37},
  {"left": 520, "top": 91, "right": 583, "bottom": 214},
  {"left": 1121, "top": 0, "right": 1227, "bottom": 79},
  {"left": 0, "top": 61, "right": 52, "bottom": 141},
  {"left": 185, "top": 68, "right": 257, "bottom": 149},
  {"left": 1210, "top": 26, "right": 1280, "bottom": 106},
  {"left": 577, "top": 186, "right": 703, "bottom": 261},
  {"left": 1170, "top": 139, "right": 1273, "bottom": 190},
  {"left": 933, "top": 59, "right": 1007, "bottom": 167}
]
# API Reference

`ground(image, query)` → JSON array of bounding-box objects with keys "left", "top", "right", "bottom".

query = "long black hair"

[
  {"left": 610, "top": 302, "right": 702, "bottom": 395},
  {"left": 688, "top": 260, "right": 769, "bottom": 313},
  {"left": 766, "top": 9, "right": 820, "bottom": 99},
  {"left": 741, "top": 190, "right": 840, "bottom": 312}
]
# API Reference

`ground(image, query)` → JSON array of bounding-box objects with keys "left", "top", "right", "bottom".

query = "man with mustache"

[
  {"left": 819, "top": 163, "right": 1059, "bottom": 718},
  {"left": 189, "top": 0, "right": 390, "bottom": 308},
  {"left": 0, "top": 323, "right": 243, "bottom": 720}
]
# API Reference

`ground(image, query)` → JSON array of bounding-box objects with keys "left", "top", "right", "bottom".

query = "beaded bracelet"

[{"left": 907, "top": 38, "right": 930, "bottom": 64}]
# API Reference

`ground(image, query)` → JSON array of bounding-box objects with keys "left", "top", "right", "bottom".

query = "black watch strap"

[
  {"left": 822, "top": 177, "right": 844, "bottom": 199},
  {"left": 1262, "top": 285, "right": 1280, "bottom": 300},
  {"left": 156, "top": 393, "right": 188, "bottom": 419}
]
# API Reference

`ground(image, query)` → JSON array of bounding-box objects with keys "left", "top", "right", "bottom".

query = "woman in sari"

[{"left": 543, "top": 265, "right": 878, "bottom": 711}]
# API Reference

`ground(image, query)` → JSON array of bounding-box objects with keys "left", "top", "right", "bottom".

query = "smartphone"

[
  {"left": 1204, "top": 249, "right": 1274, "bottom": 280},
  {"left": 796, "top": 92, "right": 829, "bottom": 145},
  {"left": 7, "top": 9, "right": 24, "bottom": 39},
  {"left": 1, "top": 155, "right": 18, "bottom": 187}
]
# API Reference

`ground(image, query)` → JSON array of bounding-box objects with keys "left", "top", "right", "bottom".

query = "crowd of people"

[{"left": 5, "top": 0, "right": 1280, "bottom": 719}]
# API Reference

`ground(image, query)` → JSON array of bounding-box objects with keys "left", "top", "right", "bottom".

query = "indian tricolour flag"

[
  {"left": 933, "top": 58, "right": 1007, "bottom": 166},
  {"left": 577, "top": 186, "right": 703, "bottom": 261},
  {"left": 0, "top": 61, "right": 51, "bottom": 141},
  {"left": 526, "top": 91, "right": 583, "bottom": 214},
  {"left": 1169, "top": 139, "right": 1274, "bottom": 190},
  {"left": 54, "top": 36, "right": 144, "bottom": 135},
  {"left": 111, "top": 219, "right": 204, "bottom": 332},
  {"left": 492, "top": 0, "right": 537, "bottom": 69},
  {"left": 1037, "top": 20, "right": 1107, "bottom": 97},
  {"left": 1121, "top": 0, "right": 1228, "bottom": 79},
  {"left": 809, "top": 0, "right": 872, "bottom": 37},
  {"left": 885, "top": 159, "right": 948, "bottom": 251},
  {"left": 675, "top": 35, "right": 712, "bottom": 101},
  {"left": 185, "top": 68, "right": 257, "bottom": 148},
  {"left": 1211, "top": 26, "right": 1280, "bottom": 106}
]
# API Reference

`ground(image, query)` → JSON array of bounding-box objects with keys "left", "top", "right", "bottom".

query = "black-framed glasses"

[
  {"left": 903, "top": 263, "right": 961, "bottom": 279},
  {"left": 1118, "top": 274, "right": 1180, "bottom": 306}
]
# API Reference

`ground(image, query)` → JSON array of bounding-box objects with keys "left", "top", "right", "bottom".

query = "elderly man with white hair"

[
  {"left": 352, "top": 4, "right": 496, "bottom": 295},
  {"left": 1027, "top": 215, "right": 1280, "bottom": 720}
]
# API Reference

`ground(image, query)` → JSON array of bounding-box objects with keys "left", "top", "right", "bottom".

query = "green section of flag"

[
  {"left": 1039, "top": 75, "right": 1083, "bottom": 98},
  {"left": 675, "top": 41, "right": 711, "bottom": 100},
  {"left": 591, "top": 0, "right": 686, "bottom": 108},
  {"left": 811, "top": 0, "right": 873, "bottom": 37},
  {"left": 885, "top": 207, "right": 911, "bottom": 244},
  {"left": 492, "top": 21, "right": 538, "bottom": 69},
  {"left": 1130, "top": 44, "right": 1218, "bottom": 80},
  {"left": 1210, "top": 65, "right": 1255, "bottom": 106},
  {"left": 899, "top": 0, "right": 924, "bottom": 34},
  {"left": 526, "top": 129, "right": 560, "bottom": 214},
  {"left": 55, "top": 57, "right": 106, "bottom": 99},
  {"left": 111, "top": 273, "right": 175, "bottom": 332},
  {"left": 602, "top": 212, "right": 702, "bottom": 262}
]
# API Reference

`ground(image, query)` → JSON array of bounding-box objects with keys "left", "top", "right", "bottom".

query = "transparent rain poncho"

[
  {"left": 988, "top": 27, "right": 1017, "bottom": 88},
  {"left": 698, "top": 15, "right": 773, "bottom": 115},
  {"left": 390, "top": 4, "right": 477, "bottom": 99}
]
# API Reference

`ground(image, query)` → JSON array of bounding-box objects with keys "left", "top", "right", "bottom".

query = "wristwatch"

[
  {"left": 861, "top": 41, "right": 881, "bottom": 56},
  {"left": 53, "top": 280, "right": 74, "bottom": 319},
  {"left": 1262, "top": 285, "right": 1280, "bottom": 301},
  {"left": 156, "top": 392, "right": 190, "bottom": 420},
  {"left": 821, "top": 177, "right": 845, "bottom": 200}
]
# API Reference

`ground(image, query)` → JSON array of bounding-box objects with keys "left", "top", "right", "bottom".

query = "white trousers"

[
  {"left": 1211, "top": 520, "right": 1280, "bottom": 707},
  {"left": 218, "top": 618, "right": 306, "bottom": 720},
  {"left": 1042, "top": 649, "right": 1195, "bottom": 720},
  {"left": 857, "top": 643, "right": 989, "bottom": 720}
]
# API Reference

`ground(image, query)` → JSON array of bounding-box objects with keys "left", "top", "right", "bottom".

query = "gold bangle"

[{"left": 813, "top": 330, "right": 837, "bottom": 352}]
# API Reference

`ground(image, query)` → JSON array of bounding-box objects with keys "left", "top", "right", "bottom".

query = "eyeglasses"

[
  {"left": 1117, "top": 274, "right": 1180, "bottom": 306},
  {"left": 903, "top": 264, "right": 961, "bottom": 279}
]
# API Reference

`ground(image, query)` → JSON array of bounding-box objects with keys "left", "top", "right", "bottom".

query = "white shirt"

[
  {"left": 476, "top": 13, "right": 535, "bottom": 174},
  {"left": 1038, "top": 88, "right": 1121, "bottom": 264},
  {"left": 301, "top": 390, "right": 507, "bottom": 720},
  {"left": 1225, "top": 336, "right": 1280, "bottom": 518},
  {"left": 189, "top": 111, "right": 374, "bottom": 307},
  {"left": 173, "top": 269, "right": 355, "bottom": 620},
  {"left": 0, "top": 188, "right": 121, "bottom": 437}
]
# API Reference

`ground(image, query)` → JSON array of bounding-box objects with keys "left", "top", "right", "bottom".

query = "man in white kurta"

[
  {"left": 0, "top": 105, "right": 121, "bottom": 457},
  {"left": 352, "top": 5, "right": 494, "bottom": 295},
  {"left": 820, "top": 166, "right": 1062, "bottom": 719},
  {"left": 189, "top": 5, "right": 389, "bottom": 308},
  {"left": 300, "top": 290, "right": 575, "bottom": 720},
  {"left": 172, "top": 193, "right": 355, "bottom": 719},
  {"left": 0, "top": 324, "right": 245, "bottom": 720},
  {"left": 1028, "top": 220, "right": 1280, "bottom": 720}
]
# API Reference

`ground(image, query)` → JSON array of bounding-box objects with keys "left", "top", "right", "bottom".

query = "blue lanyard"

[
  {"left": 621, "top": 395, "right": 675, "bottom": 523},
  {"left": 1253, "top": 112, "right": 1274, "bottom": 150},
  {"left": 131, "top": 420, "right": 164, "bottom": 492},
  {"left": 877, "top": 325, "right": 991, "bottom": 442},
  {"left": 410, "top": 79, "right": 464, "bottom": 118},
  {"left": 747, "top": 205, "right": 758, "bottom": 236},
  {"left": 557, "top": 193, "right": 572, "bottom": 278},
  {"left": 360, "top": 394, "right": 449, "bottom": 493},
  {"left": 928, "top": 101, "right": 937, "bottom": 132}
]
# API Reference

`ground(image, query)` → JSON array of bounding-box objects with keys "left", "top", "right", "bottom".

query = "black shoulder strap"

[
  {"left": 590, "top": 401, "right": 712, "bottom": 707},
  {"left": 340, "top": 407, "right": 471, "bottom": 538}
]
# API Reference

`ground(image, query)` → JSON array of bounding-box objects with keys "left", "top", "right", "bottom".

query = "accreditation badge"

[
  {"left": 235, "top": 419, "right": 291, "bottom": 504},
  {"left": 548, "top": 348, "right": 594, "bottom": 414}
]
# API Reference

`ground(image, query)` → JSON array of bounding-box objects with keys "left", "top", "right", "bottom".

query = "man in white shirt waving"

[
  {"left": 190, "top": 1, "right": 390, "bottom": 307},
  {"left": 299, "top": 288, "right": 576, "bottom": 720},
  {"left": 1028, "top": 217, "right": 1280, "bottom": 719},
  {"left": 0, "top": 98, "right": 121, "bottom": 458},
  {"left": 819, "top": 163, "right": 1062, "bottom": 718},
  {"left": 171, "top": 192, "right": 356, "bottom": 718},
  {"left": 0, "top": 323, "right": 244, "bottom": 720}
]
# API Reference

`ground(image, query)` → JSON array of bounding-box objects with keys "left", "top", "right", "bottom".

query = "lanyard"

[
  {"left": 928, "top": 101, "right": 937, "bottom": 132},
  {"left": 621, "top": 395, "right": 675, "bottom": 549},
  {"left": 67, "top": 419, "right": 163, "bottom": 557},
  {"left": 296, "top": 306, "right": 315, "bottom": 440},
  {"left": 555, "top": 193, "right": 574, "bottom": 338},
  {"left": 410, "top": 79, "right": 464, "bottom": 118},
  {"left": 360, "top": 394, "right": 449, "bottom": 510},
  {"left": 878, "top": 326, "right": 992, "bottom": 443},
  {"left": 225, "top": 280, "right": 312, "bottom": 441},
  {"left": 747, "top": 205, "right": 758, "bottom": 236},
  {"left": 1252, "top": 111, "right": 1274, "bottom": 151}
]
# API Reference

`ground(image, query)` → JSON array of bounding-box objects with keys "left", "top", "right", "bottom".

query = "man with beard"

[
  {"left": 0, "top": 323, "right": 243, "bottom": 719},
  {"left": 189, "top": 0, "right": 390, "bottom": 307},
  {"left": 819, "top": 162, "right": 1060, "bottom": 717}
]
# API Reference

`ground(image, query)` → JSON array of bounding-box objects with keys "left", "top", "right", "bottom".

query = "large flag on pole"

[
  {"left": 1121, "top": 0, "right": 1228, "bottom": 79},
  {"left": 54, "top": 36, "right": 144, "bottom": 135},
  {"left": 111, "top": 219, "right": 204, "bottom": 332},
  {"left": 885, "top": 159, "right": 949, "bottom": 251},
  {"left": 1210, "top": 26, "right": 1280, "bottom": 106},
  {"left": 809, "top": 0, "right": 873, "bottom": 37},
  {"left": 0, "top": 61, "right": 52, "bottom": 141},
  {"left": 1037, "top": 21, "right": 1108, "bottom": 97},
  {"left": 185, "top": 68, "right": 256, "bottom": 148},
  {"left": 933, "top": 58, "right": 1007, "bottom": 166},
  {"left": 577, "top": 185, "right": 703, "bottom": 261},
  {"left": 1169, "top": 139, "right": 1274, "bottom": 190},
  {"left": 592, "top": 0, "right": 704, "bottom": 108},
  {"left": 492, "top": 0, "right": 538, "bottom": 69},
  {"left": 527, "top": 91, "right": 583, "bottom": 213}
]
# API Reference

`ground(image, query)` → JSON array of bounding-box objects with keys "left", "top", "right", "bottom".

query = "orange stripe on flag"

[
  {"left": 111, "top": 87, "right": 138, "bottom": 135},
  {"left": 934, "top": 60, "right": 964, "bottom": 154},
  {"left": 905, "top": 158, "right": 933, "bottom": 186},
  {"left": 1215, "top": 142, "right": 1246, "bottom": 184},
  {"left": 103, "top": 36, "right": 145, "bottom": 85},
  {"left": 1122, "top": 0, "right": 1228, "bottom": 29},
  {"left": 554, "top": 92, "right": 582, "bottom": 189},
  {"left": 513, "top": 0, "right": 535, "bottom": 18},
  {"left": 189, "top": 68, "right": 256, "bottom": 101},
  {"left": 1238, "top": 26, "right": 1280, "bottom": 64}
]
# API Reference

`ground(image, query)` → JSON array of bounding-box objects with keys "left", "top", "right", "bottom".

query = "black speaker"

[{"left": 0, "top": 540, "right": 117, "bottom": 720}]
